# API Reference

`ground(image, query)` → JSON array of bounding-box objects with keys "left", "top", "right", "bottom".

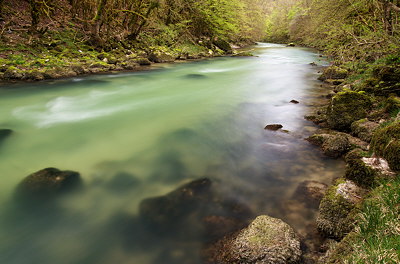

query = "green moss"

[
  {"left": 345, "top": 149, "right": 377, "bottom": 188},
  {"left": 384, "top": 95, "right": 400, "bottom": 116},
  {"left": 319, "top": 66, "right": 348, "bottom": 81},
  {"left": 370, "top": 121, "right": 400, "bottom": 171},
  {"left": 317, "top": 179, "right": 359, "bottom": 239},
  {"left": 327, "top": 90, "right": 374, "bottom": 131}
]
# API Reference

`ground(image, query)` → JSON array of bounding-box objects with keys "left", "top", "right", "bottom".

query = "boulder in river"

[
  {"left": 290, "top": 99, "right": 299, "bottom": 104},
  {"left": 264, "top": 124, "right": 283, "bottom": 131},
  {"left": 139, "top": 178, "right": 212, "bottom": 231},
  {"left": 0, "top": 129, "right": 13, "bottom": 143},
  {"left": 203, "top": 215, "right": 301, "bottom": 264},
  {"left": 15, "top": 167, "right": 82, "bottom": 201}
]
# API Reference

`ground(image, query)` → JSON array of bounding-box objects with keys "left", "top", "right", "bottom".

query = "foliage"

[
  {"left": 344, "top": 176, "right": 400, "bottom": 263},
  {"left": 263, "top": 0, "right": 400, "bottom": 63}
]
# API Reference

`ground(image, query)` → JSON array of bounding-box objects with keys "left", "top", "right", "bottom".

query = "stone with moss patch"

[
  {"left": 204, "top": 215, "right": 301, "bottom": 264},
  {"left": 15, "top": 167, "right": 82, "bottom": 202},
  {"left": 317, "top": 180, "right": 364, "bottom": 239},
  {"left": 307, "top": 132, "right": 351, "bottom": 158},
  {"left": 344, "top": 149, "right": 377, "bottom": 188},
  {"left": 370, "top": 121, "right": 400, "bottom": 171},
  {"left": 326, "top": 90, "right": 373, "bottom": 131},
  {"left": 384, "top": 95, "right": 400, "bottom": 115},
  {"left": 318, "top": 66, "right": 348, "bottom": 82},
  {"left": 3, "top": 66, "right": 24, "bottom": 80},
  {"left": 350, "top": 119, "right": 379, "bottom": 142}
]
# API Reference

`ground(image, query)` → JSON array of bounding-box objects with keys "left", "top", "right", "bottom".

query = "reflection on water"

[{"left": 0, "top": 43, "right": 344, "bottom": 264}]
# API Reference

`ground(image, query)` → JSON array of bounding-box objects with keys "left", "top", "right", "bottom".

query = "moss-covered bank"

[{"left": 306, "top": 58, "right": 400, "bottom": 263}]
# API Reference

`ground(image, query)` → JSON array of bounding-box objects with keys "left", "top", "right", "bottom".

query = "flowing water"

[{"left": 0, "top": 43, "right": 344, "bottom": 264}]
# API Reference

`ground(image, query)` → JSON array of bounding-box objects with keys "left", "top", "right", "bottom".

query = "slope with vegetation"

[
  {"left": 262, "top": 0, "right": 400, "bottom": 263},
  {"left": 0, "top": 0, "right": 267, "bottom": 81}
]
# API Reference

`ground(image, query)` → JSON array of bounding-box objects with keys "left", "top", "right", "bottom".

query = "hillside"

[{"left": 0, "top": 0, "right": 267, "bottom": 81}]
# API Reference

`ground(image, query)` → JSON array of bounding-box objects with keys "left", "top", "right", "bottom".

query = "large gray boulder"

[{"left": 204, "top": 215, "right": 301, "bottom": 264}]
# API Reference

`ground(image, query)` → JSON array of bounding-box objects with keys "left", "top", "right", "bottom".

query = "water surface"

[{"left": 0, "top": 43, "right": 344, "bottom": 264}]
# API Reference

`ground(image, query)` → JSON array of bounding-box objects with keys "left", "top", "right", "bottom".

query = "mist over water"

[{"left": 0, "top": 43, "right": 344, "bottom": 264}]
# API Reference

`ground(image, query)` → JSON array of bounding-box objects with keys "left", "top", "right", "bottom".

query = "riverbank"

[
  {"left": 0, "top": 31, "right": 245, "bottom": 82},
  {"left": 304, "top": 59, "right": 400, "bottom": 263}
]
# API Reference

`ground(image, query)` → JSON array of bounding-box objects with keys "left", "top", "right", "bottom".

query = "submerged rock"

[
  {"left": 316, "top": 179, "right": 364, "bottom": 239},
  {"left": 106, "top": 171, "right": 140, "bottom": 193},
  {"left": 264, "top": 124, "right": 283, "bottom": 131},
  {"left": 0, "top": 128, "right": 13, "bottom": 143},
  {"left": 204, "top": 215, "right": 301, "bottom": 264},
  {"left": 293, "top": 180, "right": 328, "bottom": 208},
  {"left": 15, "top": 167, "right": 82, "bottom": 201},
  {"left": 139, "top": 178, "right": 253, "bottom": 240},
  {"left": 139, "top": 178, "right": 212, "bottom": 231}
]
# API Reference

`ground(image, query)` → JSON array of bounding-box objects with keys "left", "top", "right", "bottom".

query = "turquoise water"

[{"left": 0, "top": 43, "right": 344, "bottom": 264}]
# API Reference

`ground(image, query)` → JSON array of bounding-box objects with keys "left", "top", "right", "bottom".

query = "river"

[{"left": 0, "top": 43, "right": 344, "bottom": 264}]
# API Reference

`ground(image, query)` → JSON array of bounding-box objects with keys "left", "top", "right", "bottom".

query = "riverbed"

[{"left": 0, "top": 43, "right": 344, "bottom": 264}]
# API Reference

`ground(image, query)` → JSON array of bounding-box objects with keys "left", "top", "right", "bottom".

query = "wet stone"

[
  {"left": 15, "top": 167, "right": 82, "bottom": 202},
  {"left": 264, "top": 124, "right": 283, "bottom": 131},
  {"left": 293, "top": 180, "right": 328, "bottom": 208}
]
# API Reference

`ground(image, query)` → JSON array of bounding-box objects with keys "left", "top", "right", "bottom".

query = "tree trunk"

[
  {"left": 128, "top": 1, "right": 158, "bottom": 40},
  {"left": 91, "top": 0, "right": 108, "bottom": 46},
  {"left": 29, "top": 0, "right": 40, "bottom": 32}
]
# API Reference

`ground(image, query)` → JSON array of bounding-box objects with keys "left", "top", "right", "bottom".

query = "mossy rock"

[
  {"left": 316, "top": 180, "right": 363, "bottom": 239},
  {"left": 232, "top": 51, "right": 254, "bottom": 57},
  {"left": 134, "top": 58, "right": 152, "bottom": 66},
  {"left": 212, "top": 39, "right": 232, "bottom": 53},
  {"left": 326, "top": 90, "right": 373, "bottom": 131},
  {"left": 15, "top": 167, "right": 82, "bottom": 201},
  {"left": 318, "top": 66, "right": 348, "bottom": 82},
  {"left": 318, "top": 232, "right": 357, "bottom": 264},
  {"left": 148, "top": 51, "right": 175, "bottom": 63},
  {"left": 23, "top": 70, "right": 45, "bottom": 81},
  {"left": 3, "top": 66, "right": 24, "bottom": 80},
  {"left": 204, "top": 215, "right": 301, "bottom": 264},
  {"left": 344, "top": 149, "right": 377, "bottom": 188},
  {"left": 307, "top": 132, "right": 351, "bottom": 158},
  {"left": 350, "top": 119, "right": 379, "bottom": 142},
  {"left": 384, "top": 95, "right": 400, "bottom": 115},
  {"left": 371, "top": 121, "right": 400, "bottom": 171}
]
